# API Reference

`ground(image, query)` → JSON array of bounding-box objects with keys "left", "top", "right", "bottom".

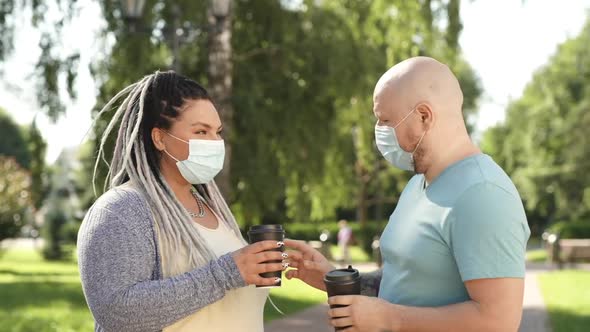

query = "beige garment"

[{"left": 162, "top": 213, "right": 268, "bottom": 332}]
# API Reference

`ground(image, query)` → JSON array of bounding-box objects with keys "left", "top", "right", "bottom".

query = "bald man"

[{"left": 284, "top": 57, "right": 530, "bottom": 332}]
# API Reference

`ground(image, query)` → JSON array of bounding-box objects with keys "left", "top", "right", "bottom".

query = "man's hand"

[
  {"left": 325, "top": 278, "right": 525, "bottom": 332},
  {"left": 283, "top": 239, "right": 335, "bottom": 291},
  {"left": 327, "top": 295, "right": 400, "bottom": 332}
]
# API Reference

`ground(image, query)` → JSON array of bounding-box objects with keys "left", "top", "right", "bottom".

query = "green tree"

[
  {"left": 0, "top": 0, "right": 79, "bottom": 120},
  {"left": 0, "top": 110, "right": 46, "bottom": 241},
  {"left": 41, "top": 196, "right": 67, "bottom": 260},
  {"left": 25, "top": 119, "right": 48, "bottom": 211},
  {"left": 481, "top": 17, "right": 590, "bottom": 235},
  {"left": 2, "top": 1, "right": 481, "bottom": 232},
  {"left": 0, "top": 157, "right": 31, "bottom": 242},
  {"left": 41, "top": 148, "right": 84, "bottom": 259},
  {"left": 256, "top": 0, "right": 482, "bottom": 226},
  {"left": 0, "top": 108, "right": 31, "bottom": 168}
]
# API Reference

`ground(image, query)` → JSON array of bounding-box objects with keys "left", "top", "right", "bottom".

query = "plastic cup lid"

[{"left": 324, "top": 265, "right": 360, "bottom": 282}]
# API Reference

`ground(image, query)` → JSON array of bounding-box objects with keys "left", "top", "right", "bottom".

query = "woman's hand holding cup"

[{"left": 232, "top": 240, "right": 288, "bottom": 287}]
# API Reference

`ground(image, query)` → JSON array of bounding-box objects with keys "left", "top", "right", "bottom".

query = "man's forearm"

[
  {"left": 390, "top": 301, "right": 515, "bottom": 332},
  {"left": 360, "top": 269, "right": 382, "bottom": 297}
]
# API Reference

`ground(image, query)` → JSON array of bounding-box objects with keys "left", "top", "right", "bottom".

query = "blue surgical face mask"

[
  {"left": 163, "top": 132, "right": 225, "bottom": 184},
  {"left": 374, "top": 107, "right": 426, "bottom": 171}
]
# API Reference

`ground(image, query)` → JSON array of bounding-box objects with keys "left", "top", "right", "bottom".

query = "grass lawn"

[
  {"left": 538, "top": 270, "right": 590, "bottom": 332},
  {"left": 526, "top": 248, "right": 548, "bottom": 263},
  {"left": 264, "top": 276, "right": 327, "bottom": 322},
  {"left": 329, "top": 245, "right": 371, "bottom": 263},
  {"left": 0, "top": 248, "right": 93, "bottom": 332},
  {"left": 527, "top": 237, "right": 543, "bottom": 250},
  {"left": 0, "top": 248, "right": 325, "bottom": 330}
]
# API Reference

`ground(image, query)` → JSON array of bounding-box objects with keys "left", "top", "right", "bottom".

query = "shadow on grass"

[
  {"left": 0, "top": 309, "right": 93, "bottom": 332},
  {"left": 0, "top": 281, "right": 87, "bottom": 309},
  {"left": 0, "top": 269, "right": 79, "bottom": 277},
  {"left": 519, "top": 307, "right": 551, "bottom": 332},
  {"left": 0, "top": 312, "right": 61, "bottom": 332},
  {"left": 521, "top": 307, "right": 590, "bottom": 332},
  {"left": 264, "top": 293, "right": 326, "bottom": 322},
  {"left": 545, "top": 307, "right": 590, "bottom": 332}
]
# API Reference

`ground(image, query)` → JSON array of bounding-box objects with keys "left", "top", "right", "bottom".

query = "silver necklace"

[{"left": 187, "top": 188, "right": 206, "bottom": 218}]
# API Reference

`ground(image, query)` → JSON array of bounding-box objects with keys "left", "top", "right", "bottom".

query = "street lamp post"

[
  {"left": 121, "top": 0, "right": 146, "bottom": 35},
  {"left": 121, "top": 0, "right": 146, "bottom": 21},
  {"left": 207, "top": 0, "right": 233, "bottom": 198},
  {"left": 211, "top": 0, "right": 231, "bottom": 20},
  {"left": 120, "top": 0, "right": 226, "bottom": 73},
  {"left": 120, "top": 0, "right": 234, "bottom": 199},
  {"left": 171, "top": 4, "right": 181, "bottom": 73},
  {"left": 121, "top": 0, "right": 183, "bottom": 71}
]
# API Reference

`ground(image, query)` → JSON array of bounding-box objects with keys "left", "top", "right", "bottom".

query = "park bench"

[
  {"left": 545, "top": 234, "right": 590, "bottom": 268},
  {"left": 558, "top": 239, "right": 590, "bottom": 263}
]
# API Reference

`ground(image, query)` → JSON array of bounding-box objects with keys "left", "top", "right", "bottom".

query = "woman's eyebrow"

[{"left": 190, "top": 122, "right": 212, "bottom": 129}]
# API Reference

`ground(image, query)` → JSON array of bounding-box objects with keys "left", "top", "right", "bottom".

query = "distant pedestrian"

[{"left": 337, "top": 219, "right": 352, "bottom": 264}]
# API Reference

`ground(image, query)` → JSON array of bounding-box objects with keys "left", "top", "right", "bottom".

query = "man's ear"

[
  {"left": 416, "top": 103, "right": 434, "bottom": 129},
  {"left": 152, "top": 128, "right": 165, "bottom": 151}
]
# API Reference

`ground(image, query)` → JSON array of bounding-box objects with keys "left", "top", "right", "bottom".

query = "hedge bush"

[
  {"left": 243, "top": 221, "right": 388, "bottom": 255},
  {"left": 41, "top": 208, "right": 67, "bottom": 261},
  {"left": 548, "top": 221, "right": 590, "bottom": 239}
]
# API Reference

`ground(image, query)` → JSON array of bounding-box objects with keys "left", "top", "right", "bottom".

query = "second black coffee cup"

[
  {"left": 247, "top": 224, "right": 285, "bottom": 288},
  {"left": 324, "top": 265, "right": 361, "bottom": 331}
]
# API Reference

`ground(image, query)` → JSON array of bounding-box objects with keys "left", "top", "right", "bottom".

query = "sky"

[
  {"left": 461, "top": 0, "right": 589, "bottom": 136},
  {"left": 0, "top": 0, "right": 589, "bottom": 164}
]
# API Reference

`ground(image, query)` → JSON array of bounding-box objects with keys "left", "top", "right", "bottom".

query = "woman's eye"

[{"left": 195, "top": 130, "right": 207, "bottom": 135}]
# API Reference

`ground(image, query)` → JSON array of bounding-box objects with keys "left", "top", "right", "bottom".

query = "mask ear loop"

[
  {"left": 412, "top": 130, "right": 427, "bottom": 154},
  {"left": 160, "top": 130, "right": 187, "bottom": 162},
  {"left": 164, "top": 131, "right": 189, "bottom": 144},
  {"left": 162, "top": 149, "right": 181, "bottom": 162},
  {"left": 393, "top": 107, "right": 418, "bottom": 129},
  {"left": 266, "top": 294, "right": 285, "bottom": 316}
]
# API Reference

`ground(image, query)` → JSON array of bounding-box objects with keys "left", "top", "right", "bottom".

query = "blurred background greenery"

[{"left": 0, "top": 0, "right": 589, "bottom": 331}]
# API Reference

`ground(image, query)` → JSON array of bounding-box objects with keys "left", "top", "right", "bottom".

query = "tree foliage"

[
  {"left": 0, "top": 0, "right": 79, "bottom": 121},
  {"left": 0, "top": 156, "right": 31, "bottom": 242},
  {"left": 25, "top": 119, "right": 48, "bottom": 210},
  {"left": 0, "top": 108, "right": 31, "bottom": 169},
  {"left": 0, "top": 110, "right": 47, "bottom": 242},
  {"left": 2, "top": 0, "right": 482, "bottom": 228},
  {"left": 481, "top": 18, "right": 590, "bottom": 234}
]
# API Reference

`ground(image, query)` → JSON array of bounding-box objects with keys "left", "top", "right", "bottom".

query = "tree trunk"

[
  {"left": 374, "top": 183, "right": 385, "bottom": 221},
  {"left": 421, "top": 0, "right": 433, "bottom": 50},
  {"left": 356, "top": 180, "right": 368, "bottom": 227},
  {"left": 207, "top": 0, "right": 233, "bottom": 200},
  {"left": 355, "top": 160, "right": 369, "bottom": 227},
  {"left": 352, "top": 125, "right": 369, "bottom": 227},
  {"left": 445, "top": 0, "right": 462, "bottom": 62}
]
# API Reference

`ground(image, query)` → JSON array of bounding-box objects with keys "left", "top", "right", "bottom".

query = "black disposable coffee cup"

[
  {"left": 324, "top": 265, "right": 361, "bottom": 331},
  {"left": 247, "top": 224, "right": 285, "bottom": 288}
]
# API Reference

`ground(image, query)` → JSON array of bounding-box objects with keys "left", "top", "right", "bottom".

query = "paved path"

[
  {"left": 266, "top": 264, "right": 554, "bottom": 332},
  {"left": 1, "top": 238, "right": 44, "bottom": 250},
  {"left": 519, "top": 265, "right": 552, "bottom": 332},
  {"left": 1, "top": 239, "right": 565, "bottom": 332},
  {"left": 265, "top": 304, "right": 332, "bottom": 332},
  {"left": 265, "top": 262, "right": 377, "bottom": 332}
]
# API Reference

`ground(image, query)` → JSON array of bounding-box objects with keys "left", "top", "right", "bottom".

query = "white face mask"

[
  {"left": 374, "top": 107, "right": 426, "bottom": 171},
  {"left": 162, "top": 132, "right": 225, "bottom": 184}
]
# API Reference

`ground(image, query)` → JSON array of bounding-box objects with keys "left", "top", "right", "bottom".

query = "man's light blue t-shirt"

[{"left": 378, "top": 154, "right": 530, "bottom": 307}]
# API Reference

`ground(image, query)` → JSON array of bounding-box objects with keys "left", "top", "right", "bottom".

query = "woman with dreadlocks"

[{"left": 77, "top": 71, "right": 286, "bottom": 332}]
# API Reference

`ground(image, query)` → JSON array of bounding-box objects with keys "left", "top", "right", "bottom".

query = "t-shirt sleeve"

[{"left": 447, "top": 182, "right": 530, "bottom": 281}]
